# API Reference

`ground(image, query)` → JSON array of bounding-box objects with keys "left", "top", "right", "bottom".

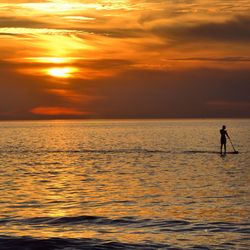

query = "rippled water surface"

[{"left": 0, "top": 119, "right": 249, "bottom": 249}]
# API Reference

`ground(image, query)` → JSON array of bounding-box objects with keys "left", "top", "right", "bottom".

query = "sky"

[{"left": 0, "top": 0, "right": 250, "bottom": 119}]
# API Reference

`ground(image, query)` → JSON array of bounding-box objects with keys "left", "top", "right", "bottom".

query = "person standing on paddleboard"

[{"left": 220, "top": 125, "right": 230, "bottom": 154}]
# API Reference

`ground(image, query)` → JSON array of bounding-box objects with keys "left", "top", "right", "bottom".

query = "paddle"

[{"left": 228, "top": 138, "right": 239, "bottom": 154}]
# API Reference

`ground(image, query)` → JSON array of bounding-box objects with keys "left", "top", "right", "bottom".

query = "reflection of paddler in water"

[{"left": 220, "top": 125, "right": 230, "bottom": 154}]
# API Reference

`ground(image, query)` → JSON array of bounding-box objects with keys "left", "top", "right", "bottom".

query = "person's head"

[{"left": 222, "top": 125, "right": 226, "bottom": 129}]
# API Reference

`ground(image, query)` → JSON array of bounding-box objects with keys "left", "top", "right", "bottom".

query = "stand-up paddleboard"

[
  {"left": 222, "top": 151, "right": 239, "bottom": 154},
  {"left": 184, "top": 150, "right": 239, "bottom": 155}
]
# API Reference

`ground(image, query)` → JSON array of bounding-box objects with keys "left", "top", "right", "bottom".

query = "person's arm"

[{"left": 226, "top": 131, "right": 230, "bottom": 139}]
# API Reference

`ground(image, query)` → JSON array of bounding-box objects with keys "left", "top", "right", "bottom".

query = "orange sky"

[{"left": 0, "top": 0, "right": 250, "bottom": 119}]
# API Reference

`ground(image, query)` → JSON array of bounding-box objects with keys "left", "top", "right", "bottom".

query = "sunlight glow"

[
  {"left": 0, "top": 27, "right": 74, "bottom": 35},
  {"left": 43, "top": 57, "right": 67, "bottom": 64},
  {"left": 64, "top": 16, "right": 96, "bottom": 21},
  {"left": 36, "top": 34, "right": 93, "bottom": 59},
  {"left": 27, "top": 57, "right": 81, "bottom": 64},
  {"left": 19, "top": 3, "right": 103, "bottom": 13},
  {"left": 47, "top": 67, "right": 77, "bottom": 78}
]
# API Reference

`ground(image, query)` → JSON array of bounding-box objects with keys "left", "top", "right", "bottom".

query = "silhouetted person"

[{"left": 220, "top": 125, "right": 230, "bottom": 154}]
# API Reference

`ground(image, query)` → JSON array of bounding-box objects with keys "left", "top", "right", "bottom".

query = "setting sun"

[{"left": 47, "top": 67, "right": 77, "bottom": 78}]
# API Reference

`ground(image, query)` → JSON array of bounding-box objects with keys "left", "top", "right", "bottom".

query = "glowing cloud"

[
  {"left": 26, "top": 57, "right": 77, "bottom": 64},
  {"left": 31, "top": 106, "right": 89, "bottom": 116},
  {"left": 0, "top": 27, "right": 76, "bottom": 35},
  {"left": 19, "top": 3, "right": 103, "bottom": 13}
]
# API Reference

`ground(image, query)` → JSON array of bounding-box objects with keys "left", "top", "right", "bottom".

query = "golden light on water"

[{"left": 47, "top": 67, "right": 78, "bottom": 78}]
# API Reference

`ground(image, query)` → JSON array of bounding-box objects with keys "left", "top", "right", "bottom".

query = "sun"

[{"left": 47, "top": 67, "right": 77, "bottom": 78}]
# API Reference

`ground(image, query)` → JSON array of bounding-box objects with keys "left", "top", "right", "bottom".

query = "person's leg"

[
  {"left": 220, "top": 143, "right": 223, "bottom": 154},
  {"left": 224, "top": 143, "right": 227, "bottom": 154}
]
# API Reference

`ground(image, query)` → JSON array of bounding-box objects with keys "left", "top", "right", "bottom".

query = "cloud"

[
  {"left": 68, "top": 67, "right": 250, "bottom": 118},
  {"left": 1, "top": 1, "right": 250, "bottom": 119},
  {"left": 0, "top": 60, "right": 102, "bottom": 119},
  {"left": 0, "top": 27, "right": 81, "bottom": 35},
  {"left": 79, "top": 27, "right": 145, "bottom": 38},
  {"left": 0, "top": 17, "right": 47, "bottom": 28},
  {"left": 165, "top": 56, "right": 250, "bottom": 62},
  {"left": 0, "top": 59, "right": 250, "bottom": 119},
  {"left": 152, "top": 15, "right": 250, "bottom": 43},
  {"left": 75, "top": 59, "right": 133, "bottom": 70},
  {"left": 0, "top": 61, "right": 77, "bottom": 119},
  {"left": 206, "top": 101, "right": 250, "bottom": 112},
  {"left": 31, "top": 106, "right": 91, "bottom": 116}
]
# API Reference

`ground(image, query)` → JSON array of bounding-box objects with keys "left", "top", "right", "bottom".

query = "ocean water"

[{"left": 0, "top": 119, "right": 249, "bottom": 250}]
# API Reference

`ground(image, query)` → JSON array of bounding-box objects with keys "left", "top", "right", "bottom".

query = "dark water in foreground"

[{"left": 0, "top": 119, "right": 249, "bottom": 249}]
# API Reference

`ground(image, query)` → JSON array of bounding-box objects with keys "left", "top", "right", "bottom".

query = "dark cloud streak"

[
  {"left": 70, "top": 68, "right": 250, "bottom": 118},
  {"left": 152, "top": 15, "right": 250, "bottom": 43},
  {"left": 0, "top": 17, "right": 48, "bottom": 28}
]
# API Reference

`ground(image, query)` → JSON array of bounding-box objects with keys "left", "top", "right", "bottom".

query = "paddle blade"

[{"left": 232, "top": 151, "right": 239, "bottom": 154}]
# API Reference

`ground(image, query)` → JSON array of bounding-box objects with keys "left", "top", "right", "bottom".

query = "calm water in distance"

[{"left": 0, "top": 119, "right": 249, "bottom": 249}]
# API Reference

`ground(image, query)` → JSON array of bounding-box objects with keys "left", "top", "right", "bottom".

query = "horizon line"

[{"left": 0, "top": 117, "right": 249, "bottom": 122}]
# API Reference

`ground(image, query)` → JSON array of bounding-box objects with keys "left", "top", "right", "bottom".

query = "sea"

[{"left": 0, "top": 119, "right": 249, "bottom": 250}]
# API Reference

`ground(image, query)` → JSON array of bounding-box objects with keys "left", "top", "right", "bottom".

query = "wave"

[
  {"left": 1, "top": 215, "right": 249, "bottom": 233},
  {"left": 18, "top": 215, "right": 143, "bottom": 226},
  {"left": 0, "top": 216, "right": 249, "bottom": 249},
  {"left": 0, "top": 216, "right": 179, "bottom": 227},
  {"left": 0, "top": 236, "right": 170, "bottom": 250},
  {"left": 0, "top": 233, "right": 248, "bottom": 250},
  {"left": 0, "top": 148, "right": 241, "bottom": 155},
  {"left": 0, "top": 148, "right": 169, "bottom": 155},
  {"left": 0, "top": 149, "right": 241, "bottom": 154}
]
